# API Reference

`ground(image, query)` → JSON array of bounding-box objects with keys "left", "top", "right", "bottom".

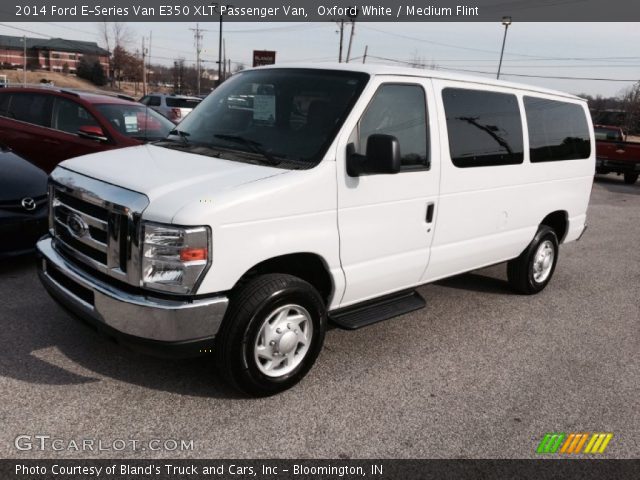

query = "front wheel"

[
  {"left": 507, "top": 225, "right": 559, "bottom": 295},
  {"left": 215, "top": 274, "right": 327, "bottom": 396},
  {"left": 623, "top": 173, "right": 638, "bottom": 185}
]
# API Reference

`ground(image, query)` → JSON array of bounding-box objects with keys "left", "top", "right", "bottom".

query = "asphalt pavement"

[{"left": 1, "top": 177, "right": 638, "bottom": 459}]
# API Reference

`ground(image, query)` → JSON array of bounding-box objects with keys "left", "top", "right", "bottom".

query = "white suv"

[
  {"left": 38, "top": 65, "right": 594, "bottom": 396},
  {"left": 139, "top": 93, "right": 201, "bottom": 123}
]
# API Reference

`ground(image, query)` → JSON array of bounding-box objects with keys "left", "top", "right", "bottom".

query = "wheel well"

[
  {"left": 234, "top": 253, "right": 334, "bottom": 305},
  {"left": 540, "top": 211, "right": 568, "bottom": 243}
]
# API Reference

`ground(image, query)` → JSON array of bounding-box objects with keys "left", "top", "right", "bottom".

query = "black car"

[{"left": 0, "top": 146, "right": 48, "bottom": 257}]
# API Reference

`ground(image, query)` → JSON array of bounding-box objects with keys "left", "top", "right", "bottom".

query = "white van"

[{"left": 37, "top": 65, "right": 594, "bottom": 395}]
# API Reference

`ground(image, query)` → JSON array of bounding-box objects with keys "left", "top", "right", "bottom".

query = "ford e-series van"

[{"left": 37, "top": 65, "right": 594, "bottom": 395}]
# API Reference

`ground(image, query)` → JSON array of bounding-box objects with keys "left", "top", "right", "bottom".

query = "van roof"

[{"left": 248, "top": 63, "right": 583, "bottom": 101}]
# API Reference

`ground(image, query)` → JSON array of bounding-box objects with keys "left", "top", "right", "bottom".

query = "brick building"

[{"left": 0, "top": 35, "right": 110, "bottom": 74}]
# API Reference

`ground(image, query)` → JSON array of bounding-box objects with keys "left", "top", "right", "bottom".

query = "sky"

[{"left": 1, "top": 21, "right": 639, "bottom": 97}]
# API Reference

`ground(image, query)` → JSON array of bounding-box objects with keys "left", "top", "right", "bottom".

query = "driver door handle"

[{"left": 426, "top": 202, "right": 435, "bottom": 223}]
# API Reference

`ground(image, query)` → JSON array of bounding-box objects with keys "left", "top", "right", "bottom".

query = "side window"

[
  {"left": 442, "top": 88, "right": 523, "bottom": 168},
  {"left": 147, "top": 96, "right": 161, "bottom": 107},
  {"left": 0, "top": 93, "right": 10, "bottom": 116},
  {"left": 52, "top": 98, "right": 100, "bottom": 135},
  {"left": 6, "top": 93, "right": 52, "bottom": 127},
  {"left": 524, "top": 97, "right": 591, "bottom": 162},
  {"left": 355, "top": 84, "right": 429, "bottom": 169},
  {"left": 139, "top": 96, "right": 150, "bottom": 105}
]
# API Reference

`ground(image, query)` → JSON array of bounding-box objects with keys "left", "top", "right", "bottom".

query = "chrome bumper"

[{"left": 37, "top": 237, "right": 228, "bottom": 344}]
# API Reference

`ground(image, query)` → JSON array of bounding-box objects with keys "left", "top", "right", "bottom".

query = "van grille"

[{"left": 49, "top": 168, "right": 149, "bottom": 287}]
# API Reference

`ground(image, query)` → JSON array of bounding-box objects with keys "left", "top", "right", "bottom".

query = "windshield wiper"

[
  {"left": 213, "top": 134, "right": 281, "bottom": 166},
  {"left": 168, "top": 129, "right": 190, "bottom": 144}
]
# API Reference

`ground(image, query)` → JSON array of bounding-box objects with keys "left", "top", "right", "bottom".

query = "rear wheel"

[
  {"left": 215, "top": 274, "right": 326, "bottom": 396},
  {"left": 623, "top": 173, "right": 638, "bottom": 185},
  {"left": 507, "top": 225, "right": 559, "bottom": 295}
]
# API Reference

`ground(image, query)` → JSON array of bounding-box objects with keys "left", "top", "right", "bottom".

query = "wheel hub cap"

[
  {"left": 533, "top": 240, "right": 555, "bottom": 283},
  {"left": 253, "top": 304, "right": 313, "bottom": 377}
]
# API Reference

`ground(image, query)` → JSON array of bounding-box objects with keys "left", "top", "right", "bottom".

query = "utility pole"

[
  {"left": 337, "top": 20, "right": 344, "bottom": 63},
  {"left": 362, "top": 45, "right": 368, "bottom": 64},
  {"left": 190, "top": 23, "right": 203, "bottom": 95},
  {"left": 223, "top": 38, "right": 227, "bottom": 81},
  {"left": 217, "top": 12, "right": 223, "bottom": 86},
  {"left": 22, "top": 36, "right": 27, "bottom": 85},
  {"left": 141, "top": 37, "right": 147, "bottom": 96},
  {"left": 346, "top": 11, "right": 357, "bottom": 63},
  {"left": 147, "top": 30, "right": 152, "bottom": 86}
]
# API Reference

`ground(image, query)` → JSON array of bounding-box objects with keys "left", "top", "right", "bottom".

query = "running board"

[{"left": 330, "top": 290, "right": 426, "bottom": 330}]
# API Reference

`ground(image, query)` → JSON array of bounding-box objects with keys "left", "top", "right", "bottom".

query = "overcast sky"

[{"left": 2, "top": 22, "right": 639, "bottom": 97}]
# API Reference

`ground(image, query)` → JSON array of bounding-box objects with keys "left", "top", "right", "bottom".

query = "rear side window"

[
  {"left": 5, "top": 93, "right": 52, "bottom": 127},
  {"left": 166, "top": 97, "right": 200, "bottom": 108},
  {"left": 524, "top": 97, "right": 591, "bottom": 162},
  {"left": 442, "top": 88, "right": 523, "bottom": 168}
]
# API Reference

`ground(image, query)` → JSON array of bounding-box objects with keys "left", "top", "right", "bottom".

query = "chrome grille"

[{"left": 49, "top": 168, "right": 149, "bottom": 287}]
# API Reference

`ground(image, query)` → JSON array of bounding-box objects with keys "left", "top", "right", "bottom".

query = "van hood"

[{"left": 60, "top": 144, "right": 287, "bottom": 202}]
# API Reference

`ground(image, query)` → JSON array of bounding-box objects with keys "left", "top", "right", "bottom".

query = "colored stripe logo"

[{"left": 536, "top": 433, "right": 613, "bottom": 454}]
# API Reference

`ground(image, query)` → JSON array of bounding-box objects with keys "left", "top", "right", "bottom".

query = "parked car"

[
  {"left": 594, "top": 124, "right": 640, "bottom": 184},
  {"left": 0, "top": 87, "right": 175, "bottom": 173},
  {"left": 37, "top": 65, "right": 594, "bottom": 396},
  {"left": 0, "top": 145, "right": 48, "bottom": 258},
  {"left": 139, "top": 93, "right": 202, "bottom": 123}
]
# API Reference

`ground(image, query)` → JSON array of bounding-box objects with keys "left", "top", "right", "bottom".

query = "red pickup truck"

[{"left": 595, "top": 125, "right": 640, "bottom": 184}]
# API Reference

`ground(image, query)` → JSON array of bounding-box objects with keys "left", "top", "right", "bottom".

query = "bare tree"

[{"left": 97, "top": 22, "right": 133, "bottom": 86}]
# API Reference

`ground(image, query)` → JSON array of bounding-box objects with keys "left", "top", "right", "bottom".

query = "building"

[{"left": 0, "top": 35, "right": 110, "bottom": 74}]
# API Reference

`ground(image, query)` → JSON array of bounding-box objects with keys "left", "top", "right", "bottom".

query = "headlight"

[{"left": 141, "top": 222, "right": 211, "bottom": 294}]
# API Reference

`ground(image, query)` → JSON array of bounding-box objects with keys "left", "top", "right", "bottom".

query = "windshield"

[
  {"left": 163, "top": 69, "right": 369, "bottom": 169},
  {"left": 95, "top": 104, "right": 174, "bottom": 140}
]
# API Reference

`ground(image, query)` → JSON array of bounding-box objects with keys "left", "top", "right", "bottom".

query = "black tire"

[
  {"left": 623, "top": 173, "right": 638, "bottom": 185},
  {"left": 507, "top": 225, "right": 559, "bottom": 295},
  {"left": 215, "top": 274, "right": 327, "bottom": 396}
]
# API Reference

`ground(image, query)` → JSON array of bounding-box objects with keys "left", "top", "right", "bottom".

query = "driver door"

[{"left": 336, "top": 77, "right": 440, "bottom": 307}]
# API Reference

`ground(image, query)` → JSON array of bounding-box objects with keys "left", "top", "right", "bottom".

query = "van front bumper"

[{"left": 36, "top": 237, "right": 228, "bottom": 357}]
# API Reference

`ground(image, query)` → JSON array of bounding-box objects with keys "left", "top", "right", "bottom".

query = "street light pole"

[{"left": 497, "top": 16, "right": 512, "bottom": 80}]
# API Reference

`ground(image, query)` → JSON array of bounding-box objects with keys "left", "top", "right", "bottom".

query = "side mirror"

[
  {"left": 77, "top": 125, "right": 107, "bottom": 142},
  {"left": 347, "top": 134, "right": 402, "bottom": 177}
]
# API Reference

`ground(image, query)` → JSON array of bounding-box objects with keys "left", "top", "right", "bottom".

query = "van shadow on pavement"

[{"left": 0, "top": 255, "right": 244, "bottom": 399}]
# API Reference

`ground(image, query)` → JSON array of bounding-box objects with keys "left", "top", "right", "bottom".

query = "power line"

[
  {"left": 364, "top": 55, "right": 639, "bottom": 82},
  {"left": 359, "top": 25, "right": 640, "bottom": 63}
]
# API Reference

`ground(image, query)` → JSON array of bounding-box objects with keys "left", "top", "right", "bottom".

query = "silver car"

[{"left": 139, "top": 93, "right": 202, "bottom": 123}]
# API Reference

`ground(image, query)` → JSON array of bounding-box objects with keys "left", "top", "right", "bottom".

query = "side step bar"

[{"left": 330, "top": 290, "right": 426, "bottom": 330}]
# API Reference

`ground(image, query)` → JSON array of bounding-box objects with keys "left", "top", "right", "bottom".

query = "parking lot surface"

[{"left": 1, "top": 178, "right": 638, "bottom": 459}]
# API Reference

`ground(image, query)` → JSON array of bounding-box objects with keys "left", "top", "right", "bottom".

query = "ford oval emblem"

[{"left": 67, "top": 213, "right": 89, "bottom": 238}]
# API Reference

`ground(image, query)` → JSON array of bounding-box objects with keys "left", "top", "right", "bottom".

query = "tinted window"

[
  {"left": 0, "top": 93, "right": 10, "bottom": 116},
  {"left": 147, "top": 96, "right": 161, "bottom": 107},
  {"left": 443, "top": 88, "right": 523, "bottom": 168},
  {"left": 53, "top": 98, "right": 99, "bottom": 134},
  {"left": 6, "top": 93, "right": 52, "bottom": 127},
  {"left": 524, "top": 97, "right": 591, "bottom": 162},
  {"left": 166, "top": 97, "right": 200, "bottom": 108},
  {"left": 355, "top": 84, "right": 428, "bottom": 169}
]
